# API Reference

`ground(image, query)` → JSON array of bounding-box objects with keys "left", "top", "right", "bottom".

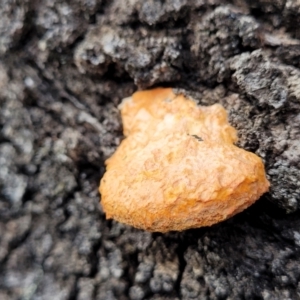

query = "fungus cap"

[{"left": 99, "top": 88, "right": 270, "bottom": 232}]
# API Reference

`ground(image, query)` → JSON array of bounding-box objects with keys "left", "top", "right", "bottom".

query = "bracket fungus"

[{"left": 99, "top": 88, "right": 270, "bottom": 232}]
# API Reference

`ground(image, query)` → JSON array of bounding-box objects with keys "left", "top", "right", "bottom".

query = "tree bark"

[{"left": 0, "top": 0, "right": 300, "bottom": 299}]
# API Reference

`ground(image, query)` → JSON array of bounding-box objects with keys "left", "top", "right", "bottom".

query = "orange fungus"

[{"left": 99, "top": 88, "right": 270, "bottom": 232}]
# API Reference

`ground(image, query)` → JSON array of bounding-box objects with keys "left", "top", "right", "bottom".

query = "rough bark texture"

[{"left": 0, "top": 0, "right": 300, "bottom": 299}]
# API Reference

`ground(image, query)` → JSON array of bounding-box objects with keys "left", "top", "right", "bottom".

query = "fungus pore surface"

[{"left": 99, "top": 88, "right": 270, "bottom": 232}]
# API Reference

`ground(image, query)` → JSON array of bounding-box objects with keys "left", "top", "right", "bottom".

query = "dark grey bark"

[{"left": 0, "top": 0, "right": 300, "bottom": 299}]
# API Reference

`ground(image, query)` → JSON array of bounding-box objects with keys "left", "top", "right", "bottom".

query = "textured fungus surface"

[{"left": 100, "top": 88, "right": 270, "bottom": 232}]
